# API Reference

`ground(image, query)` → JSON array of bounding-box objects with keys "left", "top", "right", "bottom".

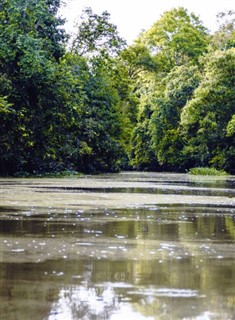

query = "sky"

[{"left": 60, "top": 0, "right": 235, "bottom": 43}]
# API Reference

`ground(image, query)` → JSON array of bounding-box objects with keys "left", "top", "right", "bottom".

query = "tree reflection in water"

[
  {"left": 0, "top": 173, "right": 234, "bottom": 320},
  {"left": 48, "top": 284, "right": 154, "bottom": 320}
]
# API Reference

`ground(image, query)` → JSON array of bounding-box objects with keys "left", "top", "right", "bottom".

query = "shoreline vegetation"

[
  {"left": 12, "top": 170, "right": 83, "bottom": 178},
  {"left": 188, "top": 167, "right": 229, "bottom": 176},
  {"left": 0, "top": 2, "right": 235, "bottom": 177},
  {"left": 0, "top": 167, "right": 230, "bottom": 178}
]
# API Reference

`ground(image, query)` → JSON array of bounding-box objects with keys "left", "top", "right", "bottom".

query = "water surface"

[{"left": 0, "top": 172, "right": 235, "bottom": 320}]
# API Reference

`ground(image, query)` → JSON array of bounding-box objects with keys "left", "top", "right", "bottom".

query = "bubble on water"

[
  {"left": 72, "top": 275, "right": 81, "bottom": 279},
  {"left": 76, "top": 242, "right": 93, "bottom": 246},
  {"left": 116, "top": 235, "right": 126, "bottom": 239},
  {"left": 11, "top": 248, "right": 25, "bottom": 253}
]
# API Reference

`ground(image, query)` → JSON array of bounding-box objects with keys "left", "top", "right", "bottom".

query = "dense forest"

[{"left": 0, "top": 0, "right": 235, "bottom": 175}]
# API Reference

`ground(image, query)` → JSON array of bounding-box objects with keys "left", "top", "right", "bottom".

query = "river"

[{"left": 0, "top": 172, "right": 235, "bottom": 320}]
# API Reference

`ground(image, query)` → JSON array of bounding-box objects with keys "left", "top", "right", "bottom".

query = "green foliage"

[
  {"left": 0, "top": 1, "right": 130, "bottom": 175},
  {"left": 76, "top": 58, "right": 125, "bottom": 172},
  {"left": 180, "top": 48, "right": 235, "bottom": 172},
  {"left": 13, "top": 170, "right": 82, "bottom": 178},
  {"left": 226, "top": 115, "right": 235, "bottom": 137},
  {"left": 0, "top": 3, "right": 235, "bottom": 176},
  {"left": 71, "top": 7, "right": 126, "bottom": 57},
  {"left": 0, "top": 95, "right": 12, "bottom": 113},
  {"left": 188, "top": 167, "right": 228, "bottom": 176},
  {"left": 211, "top": 10, "right": 235, "bottom": 51},
  {"left": 121, "top": 41, "right": 159, "bottom": 78},
  {"left": 131, "top": 64, "right": 201, "bottom": 170},
  {"left": 141, "top": 7, "right": 209, "bottom": 69},
  {"left": 129, "top": 74, "right": 159, "bottom": 169}
]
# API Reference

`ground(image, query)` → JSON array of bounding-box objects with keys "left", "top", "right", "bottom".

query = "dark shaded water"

[{"left": 0, "top": 172, "right": 235, "bottom": 319}]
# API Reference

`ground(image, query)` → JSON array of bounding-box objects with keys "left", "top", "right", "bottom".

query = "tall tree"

[
  {"left": 77, "top": 59, "right": 124, "bottom": 172},
  {"left": 140, "top": 7, "right": 209, "bottom": 69},
  {"left": 71, "top": 7, "right": 126, "bottom": 57},
  {"left": 70, "top": 8, "right": 131, "bottom": 171},
  {"left": 129, "top": 8, "right": 208, "bottom": 170},
  {"left": 211, "top": 10, "right": 235, "bottom": 51},
  {"left": 149, "top": 65, "right": 201, "bottom": 170},
  {"left": 180, "top": 48, "right": 235, "bottom": 172},
  {"left": 0, "top": 0, "right": 67, "bottom": 174}
]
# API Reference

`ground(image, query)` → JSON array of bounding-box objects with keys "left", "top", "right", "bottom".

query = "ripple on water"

[{"left": 127, "top": 288, "right": 204, "bottom": 298}]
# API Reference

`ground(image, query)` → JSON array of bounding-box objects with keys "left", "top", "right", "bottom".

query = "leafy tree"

[
  {"left": 0, "top": 1, "right": 131, "bottom": 175},
  {"left": 0, "top": 0, "right": 67, "bottom": 175},
  {"left": 119, "top": 40, "right": 164, "bottom": 168},
  {"left": 180, "top": 48, "right": 235, "bottom": 172},
  {"left": 211, "top": 10, "right": 235, "bottom": 51},
  {"left": 32, "top": 53, "right": 89, "bottom": 172},
  {"left": 70, "top": 8, "right": 136, "bottom": 170},
  {"left": 226, "top": 115, "right": 235, "bottom": 137},
  {"left": 130, "top": 74, "right": 159, "bottom": 170},
  {"left": 1, "top": 2, "right": 234, "bottom": 176},
  {"left": 75, "top": 57, "right": 125, "bottom": 172},
  {"left": 128, "top": 8, "right": 209, "bottom": 171},
  {"left": 120, "top": 40, "right": 159, "bottom": 79},
  {"left": 130, "top": 62, "right": 201, "bottom": 170},
  {"left": 71, "top": 7, "right": 126, "bottom": 57},
  {"left": 103, "top": 56, "right": 140, "bottom": 164},
  {"left": 140, "top": 7, "right": 209, "bottom": 69},
  {"left": 149, "top": 65, "right": 201, "bottom": 169}
]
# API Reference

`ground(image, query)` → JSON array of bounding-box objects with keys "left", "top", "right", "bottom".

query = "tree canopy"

[{"left": 0, "top": 2, "right": 234, "bottom": 175}]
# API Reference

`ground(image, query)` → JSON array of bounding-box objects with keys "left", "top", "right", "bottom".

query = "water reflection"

[
  {"left": 0, "top": 172, "right": 235, "bottom": 320},
  {"left": 1, "top": 257, "right": 234, "bottom": 320}
]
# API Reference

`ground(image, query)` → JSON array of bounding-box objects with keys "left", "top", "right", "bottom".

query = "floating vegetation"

[
  {"left": 188, "top": 167, "right": 228, "bottom": 176},
  {"left": 13, "top": 170, "right": 83, "bottom": 178}
]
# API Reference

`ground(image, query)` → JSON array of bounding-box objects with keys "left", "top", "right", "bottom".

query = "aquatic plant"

[{"left": 188, "top": 167, "right": 228, "bottom": 176}]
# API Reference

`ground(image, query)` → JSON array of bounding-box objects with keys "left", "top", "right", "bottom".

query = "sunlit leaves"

[
  {"left": 180, "top": 48, "right": 235, "bottom": 171},
  {"left": 226, "top": 115, "right": 235, "bottom": 137},
  {"left": 140, "top": 7, "right": 209, "bottom": 68},
  {"left": 1, "top": 1, "right": 235, "bottom": 175},
  {"left": 0, "top": 95, "right": 12, "bottom": 113}
]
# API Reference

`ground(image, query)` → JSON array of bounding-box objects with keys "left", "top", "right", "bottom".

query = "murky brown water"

[{"left": 0, "top": 172, "right": 235, "bottom": 320}]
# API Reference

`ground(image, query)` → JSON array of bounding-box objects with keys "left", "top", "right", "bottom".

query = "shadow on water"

[{"left": 0, "top": 172, "right": 235, "bottom": 320}]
